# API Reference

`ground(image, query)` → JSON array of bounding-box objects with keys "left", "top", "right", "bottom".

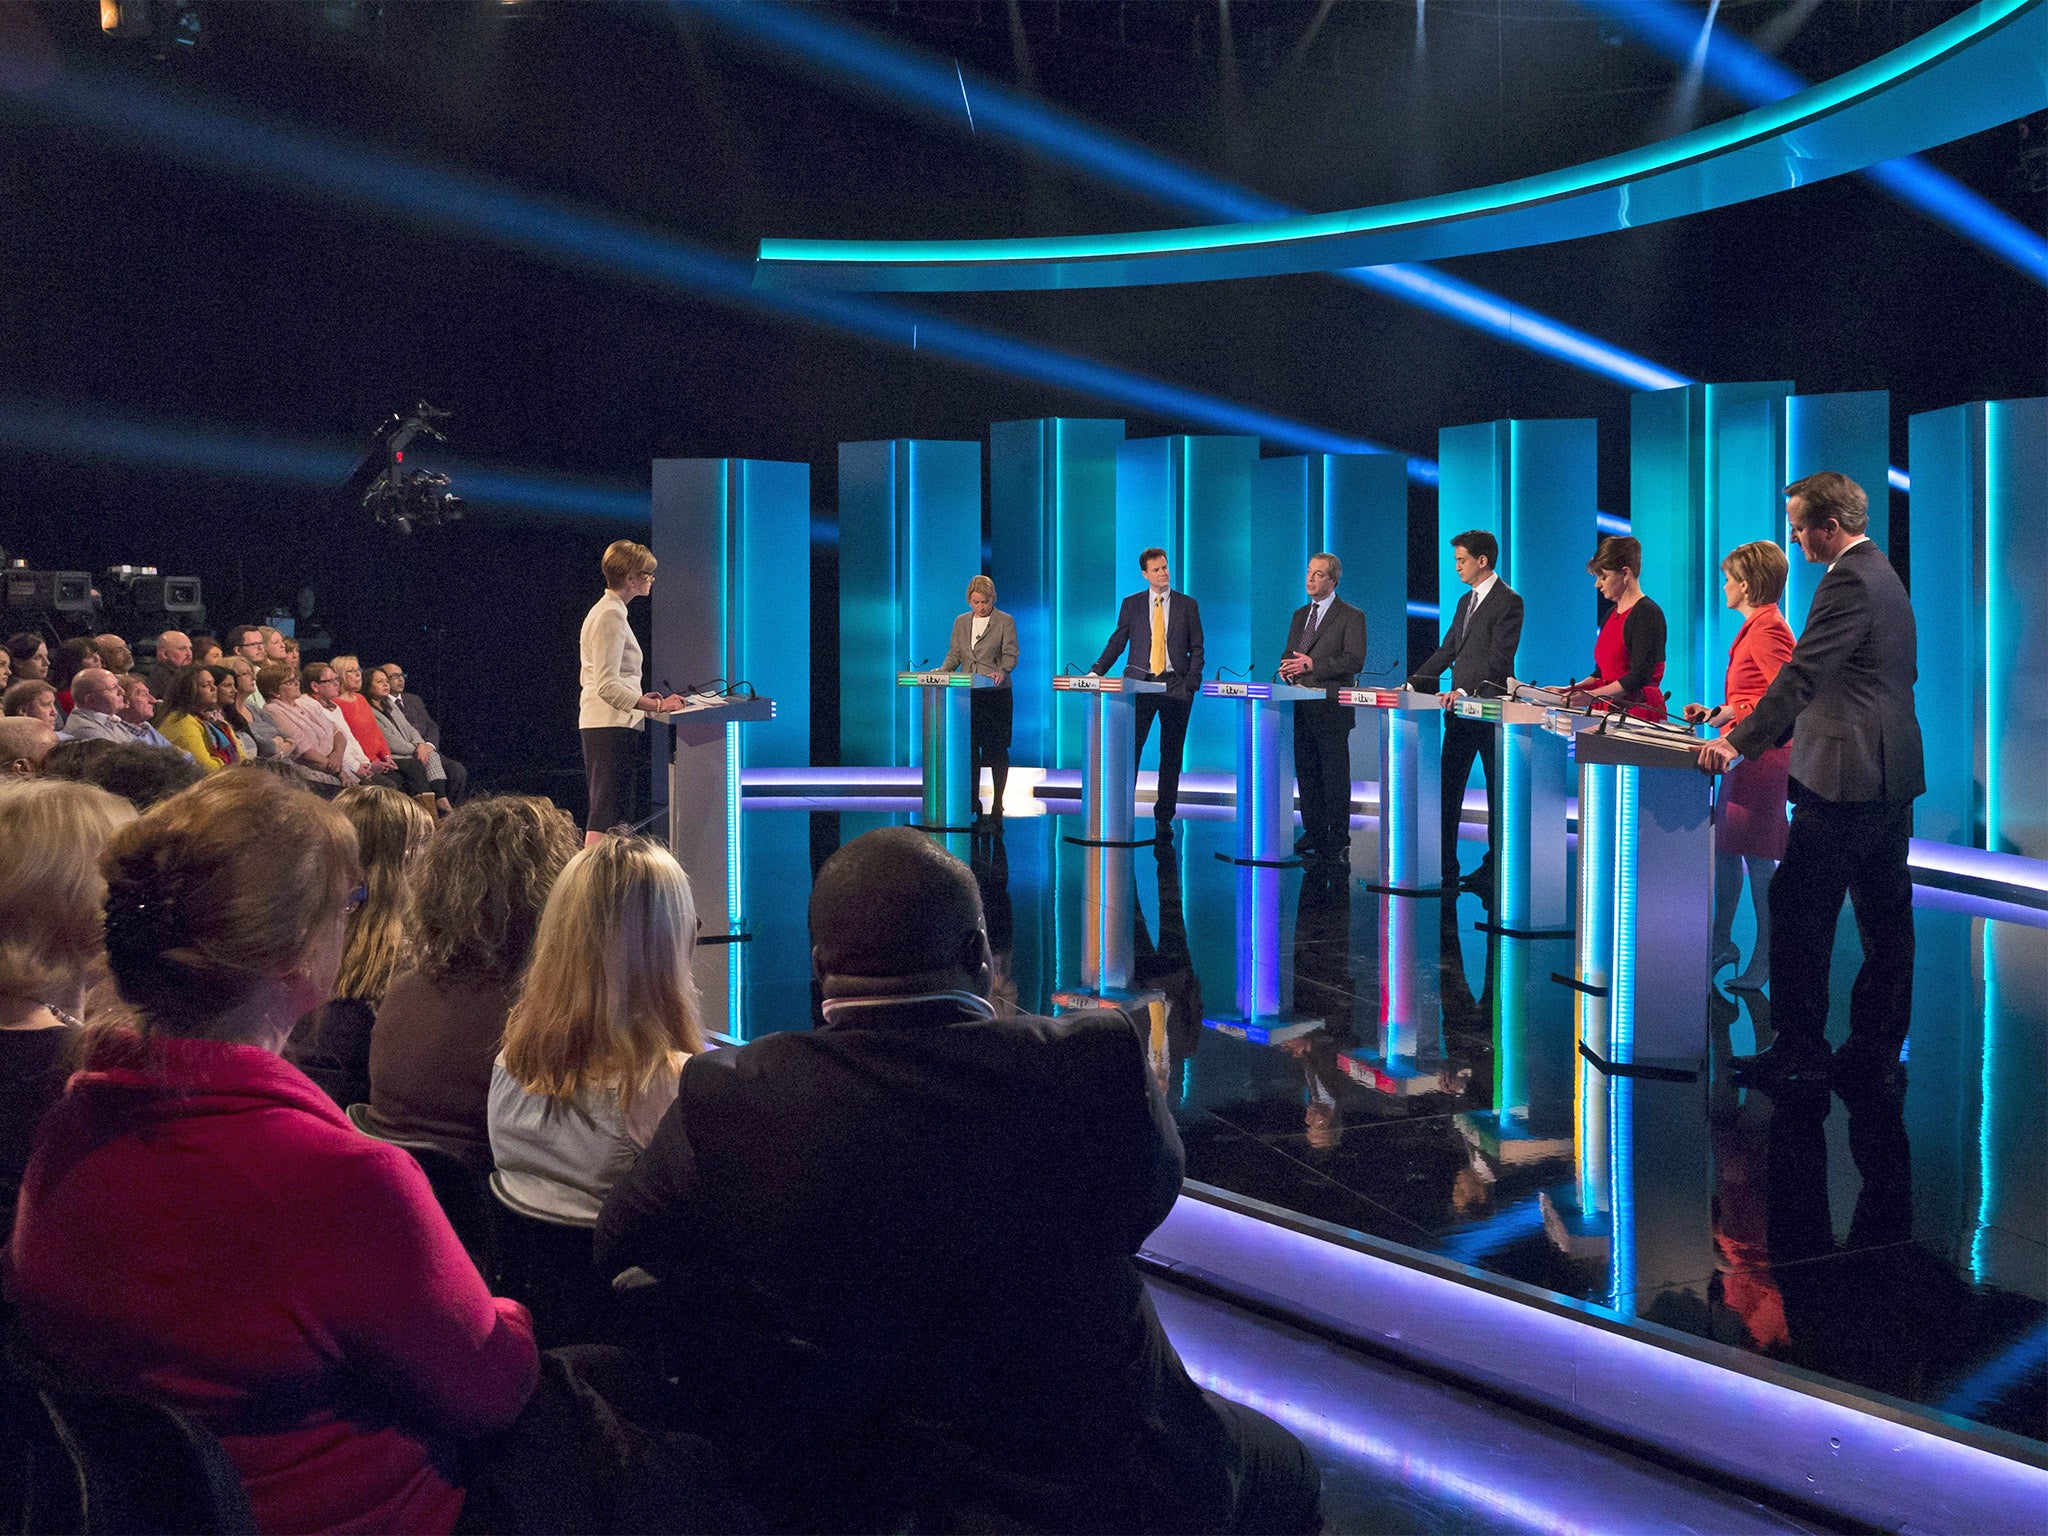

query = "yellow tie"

[{"left": 1149, "top": 595, "right": 1168, "bottom": 675}]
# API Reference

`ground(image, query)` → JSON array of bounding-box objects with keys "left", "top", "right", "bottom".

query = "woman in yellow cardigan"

[{"left": 157, "top": 665, "right": 242, "bottom": 773}]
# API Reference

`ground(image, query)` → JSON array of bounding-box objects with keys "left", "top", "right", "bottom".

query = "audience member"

[
  {"left": 226, "top": 654, "right": 290, "bottom": 759},
  {"left": 49, "top": 637, "right": 100, "bottom": 717},
  {"left": 116, "top": 672, "right": 182, "bottom": 751},
  {"left": 491, "top": 837, "right": 701, "bottom": 1222},
  {"left": 6, "top": 771, "right": 541, "bottom": 1535},
  {"left": 158, "top": 664, "right": 241, "bottom": 771},
  {"left": 5, "top": 632, "right": 49, "bottom": 682},
  {"left": 94, "top": 633, "right": 136, "bottom": 675},
  {"left": 209, "top": 663, "right": 262, "bottom": 762},
  {"left": 368, "top": 663, "right": 453, "bottom": 812},
  {"left": 192, "top": 634, "right": 223, "bottom": 666},
  {"left": 258, "top": 663, "right": 350, "bottom": 792},
  {"left": 56, "top": 666, "right": 127, "bottom": 743},
  {"left": 287, "top": 785, "right": 434, "bottom": 1109},
  {"left": 598, "top": 826, "right": 1322, "bottom": 1534},
  {"left": 284, "top": 636, "right": 301, "bottom": 671},
  {"left": 366, "top": 795, "right": 582, "bottom": 1164},
  {"left": 40, "top": 738, "right": 205, "bottom": 810},
  {"left": 0, "top": 717, "right": 58, "bottom": 776},
  {"left": 226, "top": 625, "right": 269, "bottom": 705},
  {"left": 304, "top": 661, "right": 386, "bottom": 783},
  {"left": 261, "top": 626, "right": 290, "bottom": 664},
  {"left": 384, "top": 662, "right": 468, "bottom": 799},
  {"left": 332, "top": 654, "right": 429, "bottom": 796},
  {"left": 0, "top": 779, "right": 136, "bottom": 1232},
  {"left": 0, "top": 644, "right": 11, "bottom": 691},
  {"left": 4, "top": 679, "right": 61, "bottom": 729},
  {"left": 147, "top": 629, "right": 192, "bottom": 698}
]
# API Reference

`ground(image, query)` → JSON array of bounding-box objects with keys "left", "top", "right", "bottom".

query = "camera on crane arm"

[{"left": 341, "top": 402, "right": 465, "bottom": 536}]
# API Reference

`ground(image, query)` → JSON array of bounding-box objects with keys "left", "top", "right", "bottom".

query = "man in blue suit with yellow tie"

[{"left": 1091, "top": 547, "right": 1204, "bottom": 840}]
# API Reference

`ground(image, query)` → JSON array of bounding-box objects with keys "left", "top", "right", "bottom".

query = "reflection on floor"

[{"left": 726, "top": 805, "right": 2048, "bottom": 1452}]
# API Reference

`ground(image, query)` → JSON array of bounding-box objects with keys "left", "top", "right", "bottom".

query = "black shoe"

[
  {"left": 1295, "top": 834, "right": 1316, "bottom": 856},
  {"left": 1830, "top": 1039, "right": 1906, "bottom": 1094},
  {"left": 1730, "top": 1040, "right": 1831, "bottom": 1084}
]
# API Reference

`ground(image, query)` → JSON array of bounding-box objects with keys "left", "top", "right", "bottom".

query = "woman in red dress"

[
  {"left": 1569, "top": 536, "right": 1668, "bottom": 722},
  {"left": 1684, "top": 541, "right": 1796, "bottom": 991}
]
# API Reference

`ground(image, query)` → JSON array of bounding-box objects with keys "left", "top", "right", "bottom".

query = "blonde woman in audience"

[
  {"left": 367, "top": 796, "right": 582, "bottom": 1166},
  {"left": 0, "top": 779, "right": 135, "bottom": 1229},
  {"left": 490, "top": 836, "right": 702, "bottom": 1221},
  {"left": 287, "top": 784, "right": 434, "bottom": 1108},
  {"left": 8, "top": 771, "right": 540, "bottom": 1535}
]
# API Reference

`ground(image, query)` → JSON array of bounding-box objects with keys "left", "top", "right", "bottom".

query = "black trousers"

[
  {"left": 1134, "top": 691, "right": 1193, "bottom": 823},
  {"left": 1767, "top": 789, "right": 1915, "bottom": 1054},
  {"left": 1439, "top": 714, "right": 1499, "bottom": 881},
  {"left": 970, "top": 686, "right": 1013, "bottom": 818},
  {"left": 1292, "top": 699, "right": 1354, "bottom": 854},
  {"left": 581, "top": 725, "right": 643, "bottom": 835}
]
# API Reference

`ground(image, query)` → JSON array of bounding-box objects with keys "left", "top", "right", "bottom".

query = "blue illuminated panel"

[
  {"left": 838, "top": 439, "right": 982, "bottom": 767},
  {"left": 1247, "top": 458, "right": 1316, "bottom": 670},
  {"left": 990, "top": 418, "right": 1125, "bottom": 770},
  {"left": 1631, "top": 382, "right": 1791, "bottom": 712},
  {"left": 1911, "top": 397, "right": 2048, "bottom": 857},
  {"left": 1437, "top": 419, "right": 1596, "bottom": 692},
  {"left": 1784, "top": 391, "right": 1892, "bottom": 634},
  {"left": 1113, "top": 435, "right": 1258, "bottom": 773}
]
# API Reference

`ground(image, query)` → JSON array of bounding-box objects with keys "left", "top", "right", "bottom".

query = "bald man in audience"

[
  {"left": 57, "top": 668, "right": 129, "bottom": 744},
  {"left": 148, "top": 631, "right": 193, "bottom": 700},
  {"left": 94, "top": 635, "right": 136, "bottom": 676},
  {"left": 0, "top": 717, "right": 57, "bottom": 776}
]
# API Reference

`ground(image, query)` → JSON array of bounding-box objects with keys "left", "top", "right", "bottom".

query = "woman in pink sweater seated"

[{"left": 7, "top": 771, "right": 538, "bottom": 1535}]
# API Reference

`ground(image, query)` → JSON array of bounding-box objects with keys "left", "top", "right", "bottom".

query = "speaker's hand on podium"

[{"left": 1695, "top": 736, "right": 1740, "bottom": 775}]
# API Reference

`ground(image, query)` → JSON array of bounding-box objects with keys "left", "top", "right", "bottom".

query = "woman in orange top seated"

[{"left": 1684, "top": 541, "right": 1797, "bottom": 991}]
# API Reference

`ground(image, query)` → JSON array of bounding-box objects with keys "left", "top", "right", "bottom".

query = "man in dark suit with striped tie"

[
  {"left": 1698, "top": 473, "right": 1923, "bottom": 1090},
  {"left": 1408, "top": 530, "right": 1524, "bottom": 896},
  {"left": 1091, "top": 547, "right": 1204, "bottom": 839},
  {"left": 1279, "top": 552, "right": 1367, "bottom": 866}
]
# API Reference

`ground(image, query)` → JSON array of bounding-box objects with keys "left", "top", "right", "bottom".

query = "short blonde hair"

[
  {"left": 1721, "top": 540, "right": 1789, "bottom": 607},
  {"left": 330, "top": 654, "right": 363, "bottom": 688},
  {"left": 502, "top": 837, "right": 701, "bottom": 1116},
  {"left": 101, "top": 770, "right": 362, "bottom": 1040},
  {"left": 966, "top": 575, "right": 996, "bottom": 601},
  {"left": 0, "top": 780, "right": 136, "bottom": 1005},
  {"left": 330, "top": 785, "right": 434, "bottom": 1005},
  {"left": 601, "top": 540, "right": 657, "bottom": 589}
]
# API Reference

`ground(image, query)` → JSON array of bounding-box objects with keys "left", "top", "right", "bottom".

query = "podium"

[
  {"left": 1197, "top": 680, "right": 1327, "bottom": 1039},
  {"left": 897, "top": 670, "right": 994, "bottom": 835},
  {"left": 1449, "top": 695, "right": 1574, "bottom": 938},
  {"left": 1341, "top": 687, "right": 1445, "bottom": 894},
  {"left": 653, "top": 693, "right": 777, "bottom": 1040},
  {"left": 1049, "top": 673, "right": 1167, "bottom": 1007},
  {"left": 1569, "top": 721, "right": 1716, "bottom": 1074}
]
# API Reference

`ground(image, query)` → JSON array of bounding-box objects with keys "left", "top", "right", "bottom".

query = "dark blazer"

[
  {"left": 396, "top": 690, "right": 441, "bottom": 748},
  {"left": 1409, "top": 579, "right": 1524, "bottom": 696},
  {"left": 941, "top": 608, "right": 1019, "bottom": 684},
  {"left": 1281, "top": 595, "right": 1366, "bottom": 687},
  {"left": 1092, "top": 589, "right": 1204, "bottom": 700},
  {"left": 1727, "top": 540, "right": 1923, "bottom": 804},
  {"left": 597, "top": 1002, "right": 1238, "bottom": 1528}
]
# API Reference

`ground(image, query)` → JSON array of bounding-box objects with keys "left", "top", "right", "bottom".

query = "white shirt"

[
  {"left": 1466, "top": 572, "right": 1500, "bottom": 616},
  {"left": 488, "top": 1055, "right": 681, "bottom": 1223},
  {"left": 315, "top": 700, "right": 372, "bottom": 776},
  {"left": 1827, "top": 536, "right": 1870, "bottom": 571},
  {"left": 971, "top": 614, "right": 989, "bottom": 647},
  {"left": 579, "top": 590, "right": 648, "bottom": 731}
]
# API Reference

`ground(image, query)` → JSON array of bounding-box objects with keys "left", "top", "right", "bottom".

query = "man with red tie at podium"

[
  {"left": 1408, "top": 530, "right": 1524, "bottom": 898},
  {"left": 1090, "top": 547, "right": 1204, "bottom": 840},
  {"left": 1698, "top": 473, "right": 1924, "bottom": 1091},
  {"left": 1278, "top": 552, "right": 1367, "bottom": 869}
]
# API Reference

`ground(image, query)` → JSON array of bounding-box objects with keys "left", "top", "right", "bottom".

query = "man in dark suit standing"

[
  {"left": 1091, "top": 547, "right": 1204, "bottom": 838},
  {"left": 597, "top": 828, "right": 1320, "bottom": 1534},
  {"left": 1408, "top": 530, "right": 1524, "bottom": 895},
  {"left": 1699, "top": 473, "right": 1923, "bottom": 1088},
  {"left": 1279, "top": 551, "right": 1367, "bottom": 866}
]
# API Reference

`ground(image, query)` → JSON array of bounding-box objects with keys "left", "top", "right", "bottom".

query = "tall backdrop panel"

[
  {"left": 1629, "top": 382, "right": 1792, "bottom": 713},
  {"left": 1114, "top": 433, "right": 1258, "bottom": 774},
  {"left": 989, "top": 417, "right": 1126, "bottom": 771},
  {"left": 651, "top": 456, "right": 809, "bottom": 1040},
  {"left": 1247, "top": 457, "right": 1316, "bottom": 672},
  {"left": 1910, "top": 397, "right": 2048, "bottom": 858},
  {"left": 838, "top": 438, "right": 982, "bottom": 768},
  {"left": 1437, "top": 419, "right": 1596, "bottom": 693},
  {"left": 1784, "top": 390, "right": 1891, "bottom": 634}
]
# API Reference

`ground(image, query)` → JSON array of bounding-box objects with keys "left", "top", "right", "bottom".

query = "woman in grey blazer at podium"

[{"left": 943, "top": 575, "right": 1019, "bottom": 827}]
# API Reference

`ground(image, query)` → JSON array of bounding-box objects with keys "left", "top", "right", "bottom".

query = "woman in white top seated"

[
  {"left": 488, "top": 836, "right": 702, "bottom": 1223},
  {"left": 579, "top": 541, "right": 683, "bottom": 847}
]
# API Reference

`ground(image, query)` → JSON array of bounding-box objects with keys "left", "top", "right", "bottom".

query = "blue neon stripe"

[{"left": 1575, "top": 0, "right": 2047, "bottom": 286}]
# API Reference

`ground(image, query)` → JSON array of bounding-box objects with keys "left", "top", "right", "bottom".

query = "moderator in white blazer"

[{"left": 579, "top": 590, "right": 649, "bottom": 730}]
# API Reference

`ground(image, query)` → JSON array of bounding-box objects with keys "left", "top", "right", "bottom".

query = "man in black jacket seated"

[{"left": 596, "top": 827, "right": 1320, "bottom": 1534}]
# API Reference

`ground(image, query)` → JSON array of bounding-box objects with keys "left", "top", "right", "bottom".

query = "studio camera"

[{"left": 341, "top": 401, "right": 466, "bottom": 536}]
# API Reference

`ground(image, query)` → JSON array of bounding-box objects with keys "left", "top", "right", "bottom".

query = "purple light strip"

[{"left": 1144, "top": 1190, "right": 2048, "bottom": 1527}]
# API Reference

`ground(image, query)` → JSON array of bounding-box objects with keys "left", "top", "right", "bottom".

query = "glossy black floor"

[{"left": 725, "top": 803, "right": 2048, "bottom": 1454}]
